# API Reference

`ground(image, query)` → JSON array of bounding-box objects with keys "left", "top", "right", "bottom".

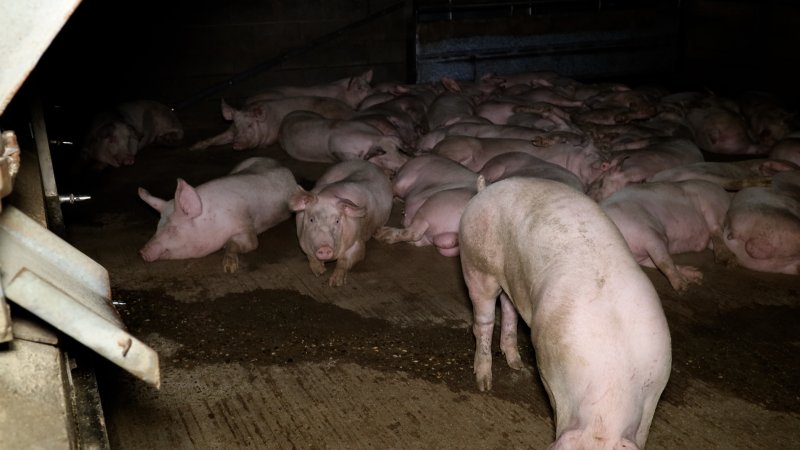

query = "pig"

[
  {"left": 650, "top": 158, "right": 797, "bottom": 187},
  {"left": 433, "top": 136, "right": 608, "bottom": 186},
  {"left": 278, "top": 111, "right": 409, "bottom": 175},
  {"left": 722, "top": 170, "right": 800, "bottom": 275},
  {"left": 290, "top": 160, "right": 393, "bottom": 286},
  {"left": 189, "top": 96, "right": 354, "bottom": 151},
  {"left": 84, "top": 100, "right": 183, "bottom": 169},
  {"left": 600, "top": 180, "right": 736, "bottom": 291},
  {"left": 374, "top": 187, "right": 475, "bottom": 257},
  {"left": 686, "top": 105, "right": 768, "bottom": 155},
  {"left": 478, "top": 152, "right": 584, "bottom": 191},
  {"left": 459, "top": 177, "right": 671, "bottom": 449},
  {"left": 416, "top": 122, "right": 584, "bottom": 154},
  {"left": 247, "top": 69, "right": 373, "bottom": 109},
  {"left": 587, "top": 137, "right": 704, "bottom": 202},
  {"left": 375, "top": 155, "right": 479, "bottom": 256},
  {"left": 138, "top": 157, "right": 298, "bottom": 273},
  {"left": 737, "top": 91, "right": 793, "bottom": 147},
  {"left": 769, "top": 131, "right": 800, "bottom": 166}
]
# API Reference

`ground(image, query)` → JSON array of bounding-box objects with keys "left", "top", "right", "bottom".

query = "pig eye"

[
  {"left": 335, "top": 218, "right": 340, "bottom": 224},
  {"left": 309, "top": 217, "right": 314, "bottom": 223}
]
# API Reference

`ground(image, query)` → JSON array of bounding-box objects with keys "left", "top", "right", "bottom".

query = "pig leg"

[
  {"left": 711, "top": 231, "right": 738, "bottom": 268},
  {"left": 307, "top": 255, "right": 327, "bottom": 277},
  {"left": 462, "top": 266, "right": 503, "bottom": 391},
  {"left": 189, "top": 127, "right": 234, "bottom": 151},
  {"left": 373, "top": 225, "right": 426, "bottom": 245},
  {"left": 644, "top": 239, "right": 703, "bottom": 291},
  {"left": 498, "top": 293, "right": 524, "bottom": 370},
  {"left": 329, "top": 239, "right": 366, "bottom": 287},
  {"left": 222, "top": 230, "right": 259, "bottom": 273}
]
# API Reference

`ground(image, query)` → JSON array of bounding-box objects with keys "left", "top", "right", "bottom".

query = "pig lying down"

[
  {"left": 723, "top": 170, "right": 800, "bottom": 275},
  {"left": 459, "top": 177, "right": 671, "bottom": 449},
  {"left": 138, "top": 157, "right": 298, "bottom": 273},
  {"left": 84, "top": 100, "right": 183, "bottom": 169},
  {"left": 290, "top": 160, "right": 392, "bottom": 287},
  {"left": 601, "top": 180, "right": 736, "bottom": 291},
  {"left": 278, "top": 111, "right": 409, "bottom": 175},
  {"left": 374, "top": 155, "right": 479, "bottom": 256},
  {"left": 189, "top": 96, "right": 354, "bottom": 151}
]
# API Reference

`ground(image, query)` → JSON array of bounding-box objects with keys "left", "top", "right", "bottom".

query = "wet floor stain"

[{"left": 109, "top": 287, "right": 554, "bottom": 418}]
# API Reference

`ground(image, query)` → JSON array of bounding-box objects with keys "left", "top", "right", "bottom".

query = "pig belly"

[
  {"left": 459, "top": 178, "right": 671, "bottom": 448},
  {"left": 724, "top": 204, "right": 800, "bottom": 275}
]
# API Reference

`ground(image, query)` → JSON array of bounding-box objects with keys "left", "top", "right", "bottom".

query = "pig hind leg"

[
  {"left": 373, "top": 224, "right": 428, "bottom": 245},
  {"left": 189, "top": 127, "right": 234, "bottom": 151},
  {"left": 222, "top": 230, "right": 259, "bottom": 273},
  {"left": 498, "top": 293, "right": 524, "bottom": 370},
  {"left": 462, "top": 266, "right": 503, "bottom": 391}
]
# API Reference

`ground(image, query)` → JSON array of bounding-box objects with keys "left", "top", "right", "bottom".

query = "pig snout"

[
  {"left": 315, "top": 245, "right": 335, "bottom": 261},
  {"left": 139, "top": 241, "right": 165, "bottom": 262}
]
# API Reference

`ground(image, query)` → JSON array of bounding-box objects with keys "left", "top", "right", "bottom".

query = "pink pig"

[
  {"left": 459, "top": 177, "right": 671, "bottom": 449},
  {"left": 189, "top": 96, "right": 354, "bottom": 151},
  {"left": 290, "top": 160, "right": 393, "bottom": 287},
  {"left": 138, "top": 157, "right": 298, "bottom": 272}
]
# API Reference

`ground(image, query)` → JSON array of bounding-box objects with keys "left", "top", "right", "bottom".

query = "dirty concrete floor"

[{"left": 60, "top": 125, "right": 800, "bottom": 449}]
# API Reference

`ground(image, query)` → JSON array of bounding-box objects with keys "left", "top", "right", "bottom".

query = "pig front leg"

[
  {"left": 329, "top": 239, "right": 366, "bottom": 287},
  {"left": 462, "top": 267, "right": 503, "bottom": 391},
  {"left": 189, "top": 127, "right": 234, "bottom": 151},
  {"left": 306, "top": 254, "right": 327, "bottom": 277},
  {"left": 222, "top": 230, "right": 259, "bottom": 273}
]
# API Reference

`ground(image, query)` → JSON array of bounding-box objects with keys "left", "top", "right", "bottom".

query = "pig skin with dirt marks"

[
  {"left": 290, "top": 160, "right": 392, "bottom": 287},
  {"left": 138, "top": 157, "right": 298, "bottom": 273},
  {"left": 458, "top": 177, "right": 671, "bottom": 450}
]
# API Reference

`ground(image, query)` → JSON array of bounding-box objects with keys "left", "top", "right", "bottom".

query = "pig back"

[
  {"left": 459, "top": 177, "right": 657, "bottom": 326},
  {"left": 314, "top": 160, "right": 393, "bottom": 235},
  {"left": 220, "top": 157, "right": 298, "bottom": 231}
]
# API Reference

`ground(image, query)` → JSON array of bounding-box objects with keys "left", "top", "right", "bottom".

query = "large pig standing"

[
  {"left": 138, "top": 157, "right": 298, "bottom": 273},
  {"left": 84, "top": 100, "right": 183, "bottom": 169},
  {"left": 459, "top": 177, "right": 671, "bottom": 450},
  {"left": 290, "top": 160, "right": 392, "bottom": 287}
]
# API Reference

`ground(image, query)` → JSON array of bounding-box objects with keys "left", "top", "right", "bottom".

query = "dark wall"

[
  {"left": 680, "top": 0, "right": 800, "bottom": 107},
  {"left": 10, "top": 0, "right": 800, "bottom": 143},
  {"left": 29, "top": 0, "right": 409, "bottom": 120}
]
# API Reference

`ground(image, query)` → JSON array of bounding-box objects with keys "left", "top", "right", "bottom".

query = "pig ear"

[
  {"left": 288, "top": 186, "right": 316, "bottom": 212},
  {"left": 138, "top": 187, "right": 166, "bottom": 212},
  {"left": 221, "top": 99, "right": 235, "bottom": 121},
  {"left": 174, "top": 178, "right": 202, "bottom": 219},
  {"left": 337, "top": 197, "right": 366, "bottom": 218}
]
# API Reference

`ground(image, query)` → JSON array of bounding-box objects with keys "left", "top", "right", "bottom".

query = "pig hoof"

[
  {"left": 328, "top": 272, "right": 346, "bottom": 287},
  {"left": 222, "top": 255, "right": 240, "bottom": 273},
  {"left": 475, "top": 374, "right": 492, "bottom": 392},
  {"left": 505, "top": 354, "right": 524, "bottom": 371}
]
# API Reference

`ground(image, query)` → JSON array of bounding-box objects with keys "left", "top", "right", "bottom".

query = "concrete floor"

[{"left": 61, "top": 122, "right": 800, "bottom": 449}]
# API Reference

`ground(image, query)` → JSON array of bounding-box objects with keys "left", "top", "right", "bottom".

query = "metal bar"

[
  {"left": 172, "top": 1, "right": 405, "bottom": 111},
  {"left": 29, "top": 94, "right": 65, "bottom": 235}
]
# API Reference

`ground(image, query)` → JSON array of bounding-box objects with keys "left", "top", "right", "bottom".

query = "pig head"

[{"left": 138, "top": 179, "right": 217, "bottom": 261}]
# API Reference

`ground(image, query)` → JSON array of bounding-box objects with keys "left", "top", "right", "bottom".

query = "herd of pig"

[{"left": 82, "top": 69, "right": 800, "bottom": 449}]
